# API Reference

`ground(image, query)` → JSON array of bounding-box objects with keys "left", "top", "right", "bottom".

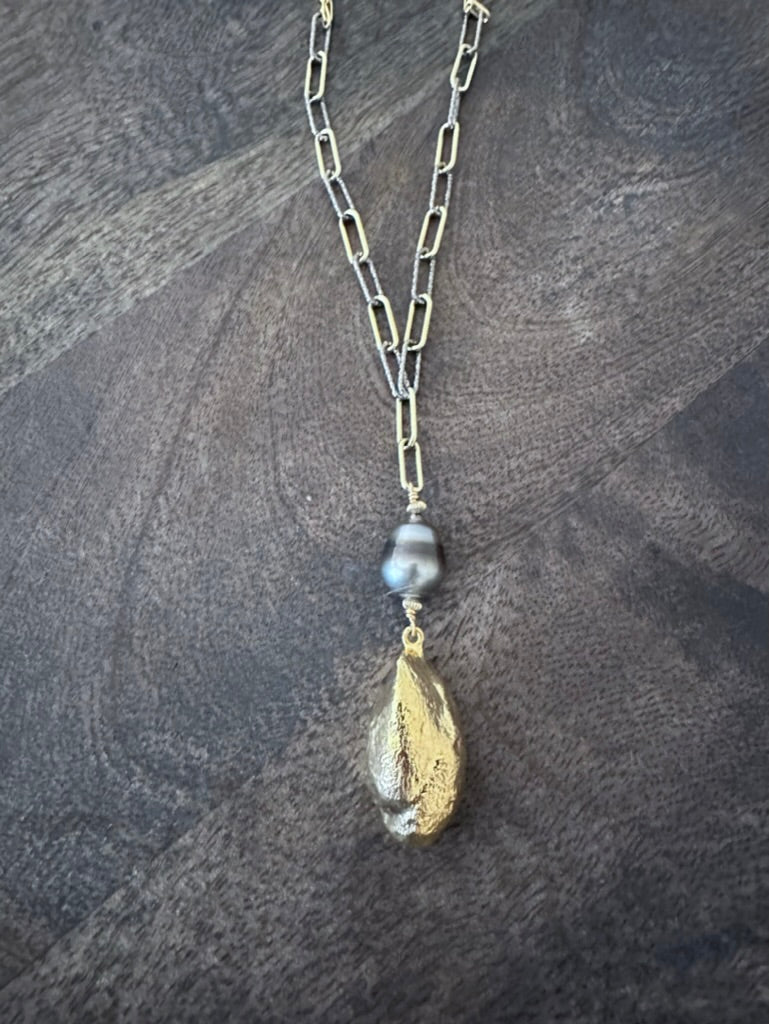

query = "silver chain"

[{"left": 304, "top": 1, "right": 491, "bottom": 401}]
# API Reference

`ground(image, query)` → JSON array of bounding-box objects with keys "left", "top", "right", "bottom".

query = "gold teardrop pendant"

[{"left": 367, "top": 627, "right": 465, "bottom": 847}]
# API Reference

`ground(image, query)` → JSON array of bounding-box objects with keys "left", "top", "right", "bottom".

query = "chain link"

[
  {"left": 396, "top": 388, "right": 423, "bottom": 494},
  {"left": 304, "top": 1, "right": 490, "bottom": 497}
]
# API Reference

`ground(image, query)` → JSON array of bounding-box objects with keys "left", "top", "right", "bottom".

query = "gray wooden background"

[{"left": 1, "top": 0, "right": 767, "bottom": 1021}]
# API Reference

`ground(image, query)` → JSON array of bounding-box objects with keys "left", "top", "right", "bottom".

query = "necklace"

[{"left": 303, "top": 0, "right": 491, "bottom": 846}]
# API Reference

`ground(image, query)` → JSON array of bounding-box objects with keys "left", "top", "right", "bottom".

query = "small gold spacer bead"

[
  {"left": 406, "top": 484, "right": 427, "bottom": 517},
  {"left": 402, "top": 597, "right": 423, "bottom": 632}
]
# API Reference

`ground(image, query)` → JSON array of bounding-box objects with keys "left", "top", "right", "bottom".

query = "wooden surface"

[{"left": 1, "top": 0, "right": 767, "bottom": 1020}]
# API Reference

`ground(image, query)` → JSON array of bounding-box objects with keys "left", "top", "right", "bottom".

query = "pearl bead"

[{"left": 381, "top": 518, "right": 445, "bottom": 598}]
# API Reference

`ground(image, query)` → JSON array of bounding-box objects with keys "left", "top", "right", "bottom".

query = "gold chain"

[{"left": 305, "top": 2, "right": 490, "bottom": 508}]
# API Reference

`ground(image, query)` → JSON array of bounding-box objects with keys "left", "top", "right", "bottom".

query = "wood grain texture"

[{"left": 1, "top": 0, "right": 767, "bottom": 1020}]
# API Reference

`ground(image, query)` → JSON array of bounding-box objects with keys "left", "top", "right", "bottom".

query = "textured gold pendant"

[{"left": 367, "top": 628, "right": 465, "bottom": 847}]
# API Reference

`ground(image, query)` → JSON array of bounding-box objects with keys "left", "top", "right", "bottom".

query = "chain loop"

[
  {"left": 339, "top": 208, "right": 370, "bottom": 263},
  {"left": 304, "top": 50, "right": 328, "bottom": 103},
  {"left": 450, "top": 43, "right": 479, "bottom": 93},
  {"left": 314, "top": 127, "right": 341, "bottom": 180},
  {"left": 435, "top": 121, "right": 461, "bottom": 173},
  {"left": 309, "top": 11, "right": 330, "bottom": 58},
  {"left": 416, "top": 204, "right": 448, "bottom": 260},
  {"left": 319, "top": 0, "right": 334, "bottom": 30},
  {"left": 397, "top": 387, "right": 419, "bottom": 448},
  {"left": 464, "top": 0, "right": 490, "bottom": 21},
  {"left": 404, "top": 293, "right": 433, "bottom": 351},
  {"left": 368, "top": 294, "right": 400, "bottom": 352},
  {"left": 396, "top": 388, "right": 424, "bottom": 493}
]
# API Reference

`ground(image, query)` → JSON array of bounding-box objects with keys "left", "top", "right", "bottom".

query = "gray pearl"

[{"left": 381, "top": 518, "right": 445, "bottom": 598}]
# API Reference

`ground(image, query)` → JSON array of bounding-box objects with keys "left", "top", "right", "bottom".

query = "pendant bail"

[{"left": 402, "top": 625, "right": 425, "bottom": 657}]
